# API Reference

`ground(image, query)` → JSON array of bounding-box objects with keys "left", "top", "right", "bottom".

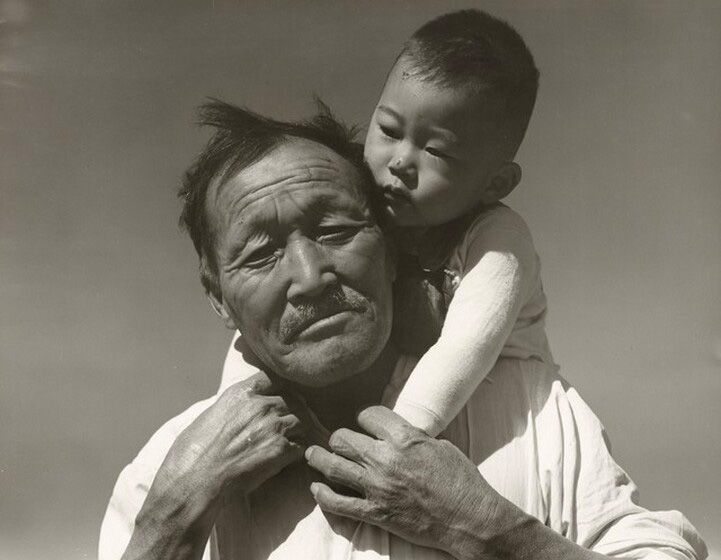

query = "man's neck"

[{"left": 289, "top": 342, "right": 400, "bottom": 433}]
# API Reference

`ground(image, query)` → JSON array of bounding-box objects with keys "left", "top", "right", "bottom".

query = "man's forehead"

[
  {"left": 205, "top": 138, "right": 371, "bottom": 243},
  {"left": 209, "top": 139, "right": 364, "bottom": 215}
]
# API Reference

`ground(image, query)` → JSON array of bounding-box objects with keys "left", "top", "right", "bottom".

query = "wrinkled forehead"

[{"left": 206, "top": 139, "right": 372, "bottom": 237}]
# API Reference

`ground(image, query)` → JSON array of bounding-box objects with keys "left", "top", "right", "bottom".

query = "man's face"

[{"left": 206, "top": 139, "right": 395, "bottom": 387}]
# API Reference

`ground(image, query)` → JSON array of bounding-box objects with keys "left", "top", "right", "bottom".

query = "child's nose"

[
  {"left": 388, "top": 156, "right": 406, "bottom": 173},
  {"left": 388, "top": 145, "right": 416, "bottom": 177}
]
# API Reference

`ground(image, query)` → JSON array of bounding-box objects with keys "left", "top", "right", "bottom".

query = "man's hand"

[
  {"left": 157, "top": 372, "right": 308, "bottom": 499},
  {"left": 123, "top": 372, "right": 309, "bottom": 560},
  {"left": 304, "top": 406, "right": 506, "bottom": 557}
]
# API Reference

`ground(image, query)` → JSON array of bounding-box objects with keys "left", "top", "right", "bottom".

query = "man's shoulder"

[
  {"left": 132, "top": 395, "right": 219, "bottom": 470},
  {"left": 99, "top": 395, "right": 220, "bottom": 560}
]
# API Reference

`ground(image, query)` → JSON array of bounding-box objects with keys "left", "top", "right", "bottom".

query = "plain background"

[{"left": 1, "top": 1, "right": 719, "bottom": 558}]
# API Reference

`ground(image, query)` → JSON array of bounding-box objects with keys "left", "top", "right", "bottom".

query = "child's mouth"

[{"left": 381, "top": 185, "right": 411, "bottom": 204}]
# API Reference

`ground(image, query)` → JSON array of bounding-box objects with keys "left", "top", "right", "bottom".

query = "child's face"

[{"left": 364, "top": 59, "right": 508, "bottom": 227}]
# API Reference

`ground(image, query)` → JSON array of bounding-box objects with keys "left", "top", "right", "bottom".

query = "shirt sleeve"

[
  {"left": 98, "top": 398, "right": 217, "bottom": 560},
  {"left": 392, "top": 212, "right": 539, "bottom": 436},
  {"left": 535, "top": 373, "right": 707, "bottom": 559}
]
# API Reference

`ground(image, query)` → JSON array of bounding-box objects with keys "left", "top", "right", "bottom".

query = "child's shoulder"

[
  {"left": 448, "top": 203, "right": 538, "bottom": 276},
  {"left": 463, "top": 203, "right": 532, "bottom": 244},
  {"left": 414, "top": 204, "right": 531, "bottom": 272}
]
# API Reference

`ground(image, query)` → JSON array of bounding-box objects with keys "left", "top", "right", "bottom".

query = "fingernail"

[
  {"left": 309, "top": 483, "right": 318, "bottom": 497},
  {"left": 304, "top": 446, "right": 314, "bottom": 461}
]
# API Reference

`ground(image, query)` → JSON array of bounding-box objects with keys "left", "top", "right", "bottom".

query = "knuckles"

[
  {"left": 390, "top": 426, "right": 427, "bottom": 450},
  {"left": 368, "top": 501, "right": 394, "bottom": 526},
  {"left": 355, "top": 406, "right": 384, "bottom": 427},
  {"left": 221, "top": 375, "right": 273, "bottom": 401},
  {"left": 250, "top": 429, "right": 301, "bottom": 463},
  {"left": 267, "top": 435, "right": 298, "bottom": 456},
  {"left": 250, "top": 414, "right": 294, "bottom": 441},
  {"left": 325, "top": 461, "right": 345, "bottom": 483},
  {"left": 247, "top": 375, "right": 274, "bottom": 395},
  {"left": 233, "top": 395, "right": 289, "bottom": 425}
]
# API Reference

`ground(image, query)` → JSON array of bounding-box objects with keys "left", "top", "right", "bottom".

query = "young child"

[{"left": 221, "top": 9, "right": 556, "bottom": 437}]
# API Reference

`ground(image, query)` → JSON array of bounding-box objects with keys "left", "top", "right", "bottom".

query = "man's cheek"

[{"left": 227, "top": 283, "right": 271, "bottom": 334}]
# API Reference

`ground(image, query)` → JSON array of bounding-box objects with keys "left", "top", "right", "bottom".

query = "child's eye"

[
  {"left": 425, "top": 146, "right": 451, "bottom": 160},
  {"left": 379, "top": 125, "right": 401, "bottom": 140}
]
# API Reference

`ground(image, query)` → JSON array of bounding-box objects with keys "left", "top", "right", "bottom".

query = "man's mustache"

[{"left": 280, "top": 288, "right": 367, "bottom": 341}]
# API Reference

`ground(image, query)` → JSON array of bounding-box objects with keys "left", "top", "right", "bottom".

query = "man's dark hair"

[
  {"left": 178, "top": 99, "right": 380, "bottom": 288},
  {"left": 399, "top": 9, "right": 540, "bottom": 159}
]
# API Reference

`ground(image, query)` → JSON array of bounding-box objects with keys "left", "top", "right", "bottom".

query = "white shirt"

[{"left": 99, "top": 355, "right": 706, "bottom": 560}]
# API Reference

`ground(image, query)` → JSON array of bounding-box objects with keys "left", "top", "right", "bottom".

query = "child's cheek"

[{"left": 366, "top": 152, "right": 386, "bottom": 185}]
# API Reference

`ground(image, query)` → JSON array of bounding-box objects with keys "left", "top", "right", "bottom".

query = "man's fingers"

[
  {"left": 356, "top": 405, "right": 413, "bottom": 441},
  {"left": 305, "top": 446, "right": 367, "bottom": 494},
  {"left": 328, "top": 428, "right": 376, "bottom": 464},
  {"left": 281, "top": 414, "right": 311, "bottom": 445},
  {"left": 282, "top": 413, "right": 310, "bottom": 439},
  {"left": 245, "top": 371, "right": 286, "bottom": 395},
  {"left": 222, "top": 371, "right": 285, "bottom": 399},
  {"left": 310, "top": 482, "right": 370, "bottom": 523},
  {"left": 222, "top": 372, "right": 272, "bottom": 398},
  {"left": 240, "top": 439, "right": 305, "bottom": 494}
]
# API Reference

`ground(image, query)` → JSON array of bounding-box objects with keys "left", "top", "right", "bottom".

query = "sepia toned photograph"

[{"left": 1, "top": 1, "right": 719, "bottom": 559}]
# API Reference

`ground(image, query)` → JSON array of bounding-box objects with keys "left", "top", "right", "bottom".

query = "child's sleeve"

[
  {"left": 219, "top": 330, "right": 261, "bottom": 393},
  {"left": 392, "top": 216, "right": 539, "bottom": 436}
]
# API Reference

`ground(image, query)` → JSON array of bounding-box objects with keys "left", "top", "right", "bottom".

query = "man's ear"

[
  {"left": 201, "top": 261, "right": 236, "bottom": 330},
  {"left": 206, "top": 290, "right": 236, "bottom": 330},
  {"left": 480, "top": 162, "right": 522, "bottom": 205}
]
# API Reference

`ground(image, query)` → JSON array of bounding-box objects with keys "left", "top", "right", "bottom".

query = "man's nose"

[{"left": 285, "top": 238, "right": 337, "bottom": 302}]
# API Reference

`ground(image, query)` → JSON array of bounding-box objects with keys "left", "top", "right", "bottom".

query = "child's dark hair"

[{"left": 399, "top": 9, "right": 539, "bottom": 159}]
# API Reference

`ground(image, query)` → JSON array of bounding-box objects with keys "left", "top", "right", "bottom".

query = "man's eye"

[
  {"left": 379, "top": 125, "right": 401, "bottom": 140},
  {"left": 317, "top": 226, "right": 358, "bottom": 244},
  {"left": 242, "top": 247, "right": 278, "bottom": 269}
]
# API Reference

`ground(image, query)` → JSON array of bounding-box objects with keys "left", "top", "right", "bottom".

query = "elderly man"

[{"left": 100, "top": 101, "right": 706, "bottom": 560}]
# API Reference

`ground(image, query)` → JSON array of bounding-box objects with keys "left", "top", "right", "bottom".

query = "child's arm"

[
  {"left": 219, "top": 330, "right": 262, "bottom": 393},
  {"left": 393, "top": 215, "right": 539, "bottom": 436}
]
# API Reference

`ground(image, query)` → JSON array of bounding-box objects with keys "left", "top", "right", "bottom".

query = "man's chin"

[{"left": 274, "top": 334, "right": 384, "bottom": 388}]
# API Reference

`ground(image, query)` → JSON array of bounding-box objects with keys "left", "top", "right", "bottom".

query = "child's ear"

[{"left": 481, "top": 162, "right": 522, "bottom": 204}]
